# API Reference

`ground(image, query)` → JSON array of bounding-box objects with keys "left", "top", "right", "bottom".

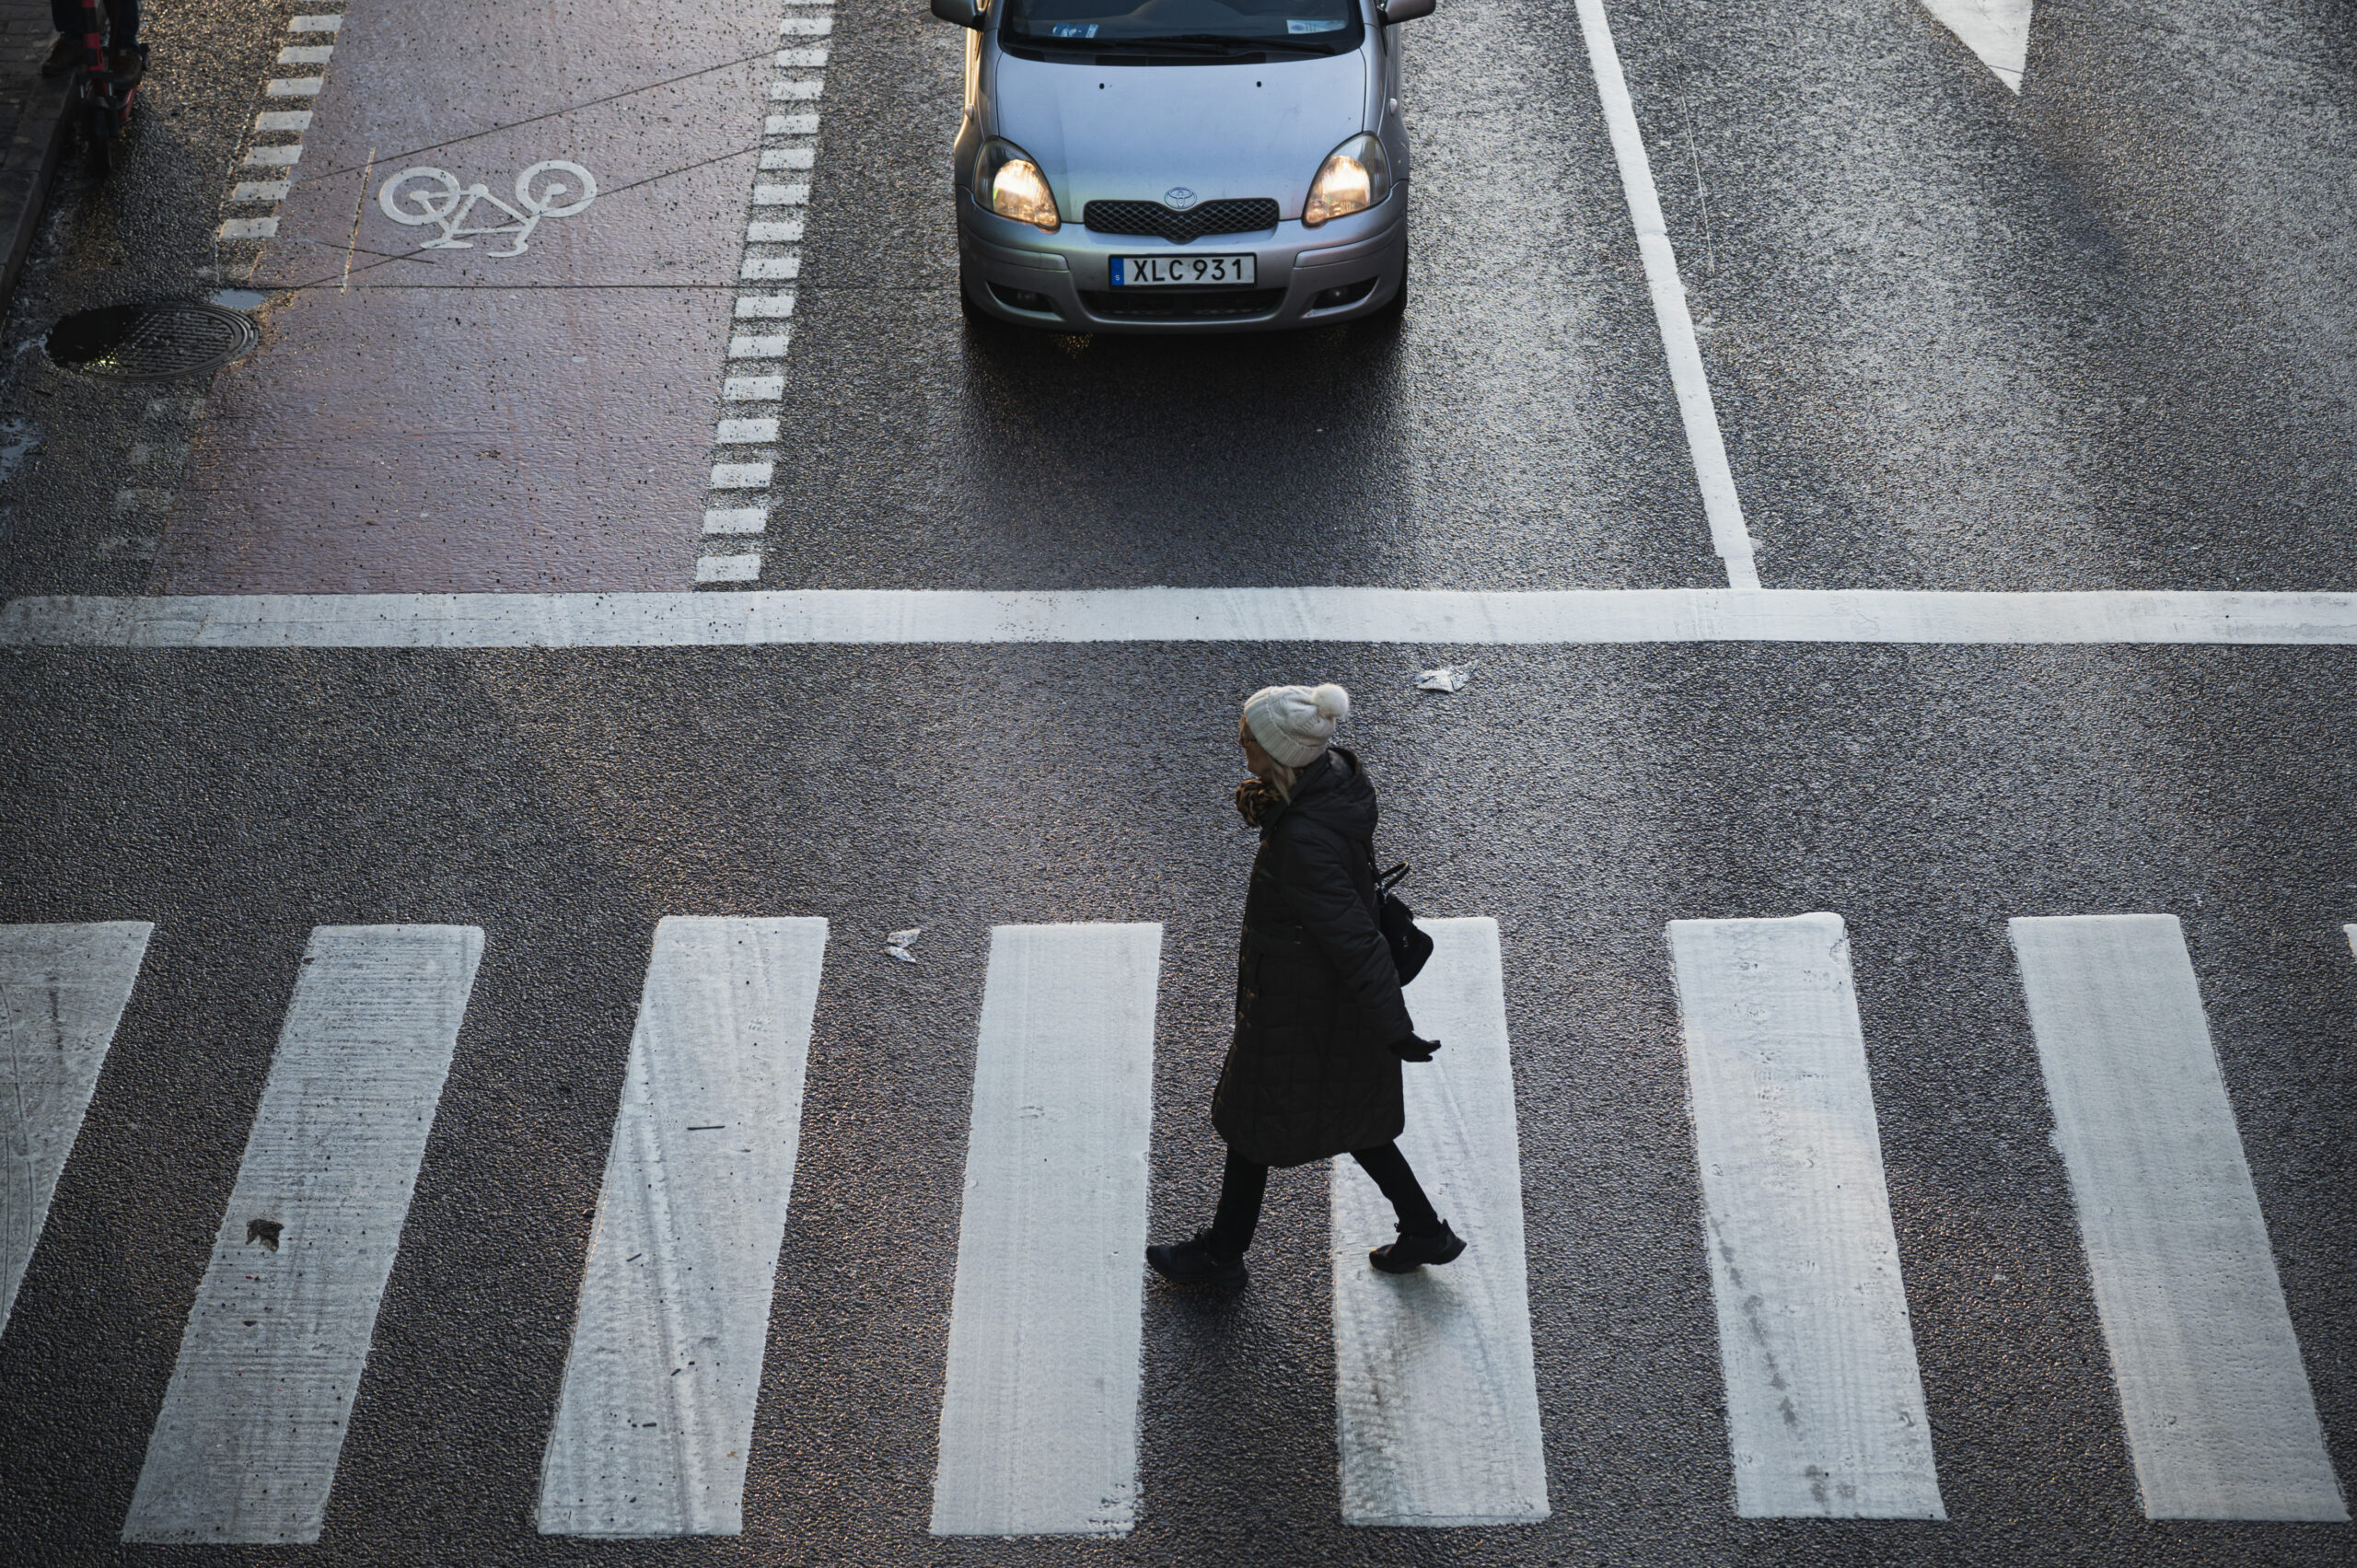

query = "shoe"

[
  {"left": 108, "top": 44, "right": 146, "bottom": 84},
  {"left": 41, "top": 35, "right": 81, "bottom": 76},
  {"left": 1145, "top": 1229, "right": 1248, "bottom": 1289},
  {"left": 1370, "top": 1220, "right": 1466, "bottom": 1274}
]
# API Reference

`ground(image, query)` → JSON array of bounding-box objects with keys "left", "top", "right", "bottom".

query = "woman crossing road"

[{"left": 1146, "top": 682, "right": 1465, "bottom": 1290}]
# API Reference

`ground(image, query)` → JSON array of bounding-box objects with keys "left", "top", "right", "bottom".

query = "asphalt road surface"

[{"left": 1, "top": 0, "right": 2352, "bottom": 1565}]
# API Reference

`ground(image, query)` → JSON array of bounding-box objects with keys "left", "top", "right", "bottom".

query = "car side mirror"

[
  {"left": 931, "top": 0, "right": 981, "bottom": 27},
  {"left": 1377, "top": 0, "right": 1434, "bottom": 20}
]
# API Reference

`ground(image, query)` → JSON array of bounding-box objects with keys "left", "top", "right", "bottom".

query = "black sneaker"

[
  {"left": 1370, "top": 1220, "right": 1466, "bottom": 1274},
  {"left": 41, "top": 35, "right": 82, "bottom": 76},
  {"left": 1145, "top": 1229, "right": 1248, "bottom": 1290}
]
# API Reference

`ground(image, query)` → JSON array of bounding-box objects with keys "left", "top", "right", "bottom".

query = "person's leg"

[
  {"left": 41, "top": 0, "right": 85, "bottom": 75},
  {"left": 110, "top": 0, "right": 138, "bottom": 49},
  {"left": 1146, "top": 1147, "right": 1261, "bottom": 1286},
  {"left": 1205, "top": 1147, "right": 1270, "bottom": 1260},
  {"left": 1350, "top": 1141, "right": 1442, "bottom": 1237}
]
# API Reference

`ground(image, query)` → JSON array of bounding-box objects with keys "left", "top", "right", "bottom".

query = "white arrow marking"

[{"left": 1917, "top": 0, "right": 2032, "bottom": 93}]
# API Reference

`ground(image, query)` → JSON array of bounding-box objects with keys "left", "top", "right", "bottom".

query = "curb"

[{"left": 0, "top": 21, "right": 71, "bottom": 316}]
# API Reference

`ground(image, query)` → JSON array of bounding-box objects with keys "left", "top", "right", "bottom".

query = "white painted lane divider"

[
  {"left": 1917, "top": 0, "right": 2033, "bottom": 93},
  {"left": 1668, "top": 913, "right": 1945, "bottom": 1518},
  {"left": 538, "top": 917, "right": 829, "bottom": 1536},
  {"left": 1332, "top": 918, "right": 1549, "bottom": 1527},
  {"left": 931, "top": 923, "right": 1160, "bottom": 1537},
  {"left": 215, "top": 9, "right": 346, "bottom": 252},
  {"left": 122, "top": 925, "right": 483, "bottom": 1544},
  {"left": 0, "top": 922, "right": 153, "bottom": 1337},
  {"left": 10, "top": 587, "right": 2357, "bottom": 649},
  {"left": 698, "top": 0, "right": 835, "bottom": 587},
  {"left": 2009, "top": 915, "right": 2348, "bottom": 1522},
  {"left": 1572, "top": 0, "right": 1757, "bottom": 590}
]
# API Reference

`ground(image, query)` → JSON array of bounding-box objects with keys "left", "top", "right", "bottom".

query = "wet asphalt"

[{"left": 0, "top": 0, "right": 2353, "bottom": 1565}]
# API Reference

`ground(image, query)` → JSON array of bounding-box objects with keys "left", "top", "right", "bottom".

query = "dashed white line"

[
  {"left": 220, "top": 12, "right": 343, "bottom": 248},
  {"left": 538, "top": 918, "right": 829, "bottom": 1537},
  {"left": 1572, "top": 0, "right": 1759, "bottom": 590},
  {"left": 930, "top": 923, "right": 1160, "bottom": 1537},
  {"left": 0, "top": 923, "right": 153, "bottom": 1337},
  {"left": 1332, "top": 918, "right": 1549, "bottom": 1527},
  {"left": 2010, "top": 915, "right": 2348, "bottom": 1521},
  {"left": 1668, "top": 912, "right": 1945, "bottom": 1518},
  {"left": 122, "top": 925, "right": 482, "bottom": 1544},
  {"left": 696, "top": 2, "right": 836, "bottom": 588}
]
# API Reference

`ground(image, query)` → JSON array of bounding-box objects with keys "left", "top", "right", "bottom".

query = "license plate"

[{"left": 1109, "top": 254, "right": 1257, "bottom": 287}]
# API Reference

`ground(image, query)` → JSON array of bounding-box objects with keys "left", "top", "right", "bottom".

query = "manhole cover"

[{"left": 46, "top": 301, "right": 259, "bottom": 381}]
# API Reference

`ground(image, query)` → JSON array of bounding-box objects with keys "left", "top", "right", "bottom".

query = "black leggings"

[
  {"left": 53, "top": 0, "right": 137, "bottom": 47},
  {"left": 1207, "top": 1141, "right": 1440, "bottom": 1259}
]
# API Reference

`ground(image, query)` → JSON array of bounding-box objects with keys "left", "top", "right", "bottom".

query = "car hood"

[{"left": 991, "top": 51, "right": 1367, "bottom": 223}]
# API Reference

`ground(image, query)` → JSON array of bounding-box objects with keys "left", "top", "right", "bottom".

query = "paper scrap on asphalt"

[
  {"left": 1414, "top": 667, "right": 1469, "bottom": 692},
  {"left": 887, "top": 927, "right": 923, "bottom": 962}
]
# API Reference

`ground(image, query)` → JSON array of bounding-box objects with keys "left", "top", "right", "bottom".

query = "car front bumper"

[{"left": 957, "top": 189, "right": 1406, "bottom": 332}]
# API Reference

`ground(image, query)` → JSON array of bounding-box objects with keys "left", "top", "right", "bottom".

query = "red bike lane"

[{"left": 154, "top": 0, "right": 772, "bottom": 593}]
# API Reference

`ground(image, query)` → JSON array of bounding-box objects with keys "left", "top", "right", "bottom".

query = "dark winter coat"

[{"left": 1211, "top": 747, "right": 1414, "bottom": 1167}]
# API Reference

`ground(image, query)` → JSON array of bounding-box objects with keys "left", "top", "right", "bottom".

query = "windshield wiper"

[{"left": 1091, "top": 31, "right": 1332, "bottom": 54}]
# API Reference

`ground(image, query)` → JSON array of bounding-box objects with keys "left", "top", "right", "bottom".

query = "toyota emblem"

[{"left": 1163, "top": 187, "right": 1198, "bottom": 210}]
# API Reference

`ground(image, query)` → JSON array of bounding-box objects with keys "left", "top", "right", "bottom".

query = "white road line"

[
  {"left": 695, "top": 555, "right": 761, "bottom": 584},
  {"left": 538, "top": 918, "right": 829, "bottom": 1537},
  {"left": 2346, "top": 923, "right": 2355, "bottom": 960},
  {"left": 1917, "top": 0, "right": 2033, "bottom": 93},
  {"left": 122, "top": 925, "right": 483, "bottom": 1544},
  {"left": 2008, "top": 915, "right": 2349, "bottom": 1521},
  {"left": 1667, "top": 912, "right": 1945, "bottom": 1518},
  {"left": 702, "top": 507, "right": 768, "bottom": 536},
  {"left": 697, "top": 6, "right": 832, "bottom": 587},
  {"left": 1331, "top": 918, "right": 1548, "bottom": 1527},
  {"left": 1572, "top": 0, "right": 1758, "bottom": 590},
  {"left": 930, "top": 923, "right": 1160, "bottom": 1538},
  {"left": 9, "top": 587, "right": 2356, "bottom": 649},
  {"left": 0, "top": 922, "right": 153, "bottom": 1336}
]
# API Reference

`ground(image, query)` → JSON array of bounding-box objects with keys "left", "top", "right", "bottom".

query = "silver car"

[{"left": 932, "top": 0, "right": 1434, "bottom": 332}]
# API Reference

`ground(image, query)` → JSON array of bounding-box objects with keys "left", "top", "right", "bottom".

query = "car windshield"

[{"left": 1000, "top": 0, "right": 1363, "bottom": 57}]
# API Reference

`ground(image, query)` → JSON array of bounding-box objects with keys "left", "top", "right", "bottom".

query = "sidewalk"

[{"left": 0, "top": 0, "right": 68, "bottom": 312}]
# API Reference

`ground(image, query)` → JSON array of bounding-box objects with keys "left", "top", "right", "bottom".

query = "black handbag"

[{"left": 1372, "top": 859, "right": 1434, "bottom": 986}]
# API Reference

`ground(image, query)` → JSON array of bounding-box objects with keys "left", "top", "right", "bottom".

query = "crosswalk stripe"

[
  {"left": 122, "top": 925, "right": 483, "bottom": 1544},
  {"left": 930, "top": 923, "right": 1160, "bottom": 1538},
  {"left": 537, "top": 917, "right": 830, "bottom": 1536},
  {"left": 1331, "top": 917, "right": 1550, "bottom": 1527},
  {"left": 1667, "top": 912, "right": 1945, "bottom": 1519},
  {"left": 2009, "top": 915, "right": 2349, "bottom": 1522},
  {"left": 0, "top": 922, "right": 153, "bottom": 1338}
]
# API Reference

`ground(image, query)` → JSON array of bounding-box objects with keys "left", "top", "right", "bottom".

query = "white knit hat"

[{"left": 1243, "top": 683, "right": 1352, "bottom": 768}]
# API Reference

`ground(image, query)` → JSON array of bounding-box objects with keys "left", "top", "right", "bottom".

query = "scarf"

[{"left": 1234, "top": 777, "right": 1287, "bottom": 829}]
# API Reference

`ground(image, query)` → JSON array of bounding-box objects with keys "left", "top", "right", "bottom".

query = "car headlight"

[
  {"left": 974, "top": 138, "right": 1061, "bottom": 232},
  {"left": 1303, "top": 133, "right": 1391, "bottom": 226}
]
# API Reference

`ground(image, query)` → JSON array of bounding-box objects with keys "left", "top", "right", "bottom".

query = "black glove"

[{"left": 1390, "top": 1031, "right": 1441, "bottom": 1063}]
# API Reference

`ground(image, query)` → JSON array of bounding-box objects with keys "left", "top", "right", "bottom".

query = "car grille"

[
  {"left": 1079, "top": 287, "right": 1288, "bottom": 321},
  {"left": 1083, "top": 199, "right": 1280, "bottom": 243}
]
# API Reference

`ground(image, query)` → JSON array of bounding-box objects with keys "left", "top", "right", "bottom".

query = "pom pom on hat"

[{"left": 1244, "top": 682, "right": 1353, "bottom": 768}]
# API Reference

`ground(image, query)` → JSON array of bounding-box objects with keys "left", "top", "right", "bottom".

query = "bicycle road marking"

[{"left": 377, "top": 160, "right": 598, "bottom": 256}]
